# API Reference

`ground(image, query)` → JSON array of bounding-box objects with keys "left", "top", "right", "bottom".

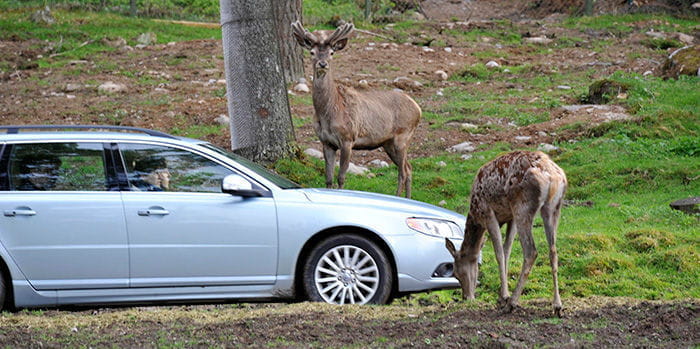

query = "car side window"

[
  {"left": 120, "top": 143, "right": 234, "bottom": 193},
  {"left": 8, "top": 143, "right": 108, "bottom": 191}
]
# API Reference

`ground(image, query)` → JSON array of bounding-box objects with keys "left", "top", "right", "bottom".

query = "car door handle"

[
  {"left": 4, "top": 209, "right": 37, "bottom": 217},
  {"left": 138, "top": 209, "right": 170, "bottom": 216}
]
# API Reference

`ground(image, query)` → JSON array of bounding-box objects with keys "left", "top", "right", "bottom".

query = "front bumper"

[{"left": 386, "top": 233, "right": 462, "bottom": 293}]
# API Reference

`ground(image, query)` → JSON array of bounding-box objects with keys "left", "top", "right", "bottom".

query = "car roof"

[{"left": 0, "top": 125, "right": 204, "bottom": 146}]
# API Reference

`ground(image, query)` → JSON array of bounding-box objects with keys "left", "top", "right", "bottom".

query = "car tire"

[
  {"left": 303, "top": 234, "right": 393, "bottom": 305},
  {"left": 0, "top": 268, "right": 5, "bottom": 311}
]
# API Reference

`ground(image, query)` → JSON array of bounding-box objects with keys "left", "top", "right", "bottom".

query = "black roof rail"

[{"left": 0, "top": 125, "right": 177, "bottom": 139}]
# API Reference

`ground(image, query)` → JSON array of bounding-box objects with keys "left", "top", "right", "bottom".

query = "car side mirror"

[{"left": 222, "top": 174, "right": 264, "bottom": 197}]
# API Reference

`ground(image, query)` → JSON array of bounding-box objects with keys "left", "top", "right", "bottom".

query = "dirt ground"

[
  {"left": 0, "top": 297, "right": 697, "bottom": 347},
  {"left": 2, "top": 0, "right": 689, "bottom": 165},
  {"left": 0, "top": 0, "right": 699, "bottom": 347}
]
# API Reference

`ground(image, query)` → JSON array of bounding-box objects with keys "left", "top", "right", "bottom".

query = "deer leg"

[
  {"left": 505, "top": 206, "right": 539, "bottom": 313},
  {"left": 322, "top": 144, "right": 337, "bottom": 188},
  {"left": 484, "top": 210, "right": 509, "bottom": 306},
  {"left": 382, "top": 142, "right": 405, "bottom": 197},
  {"left": 337, "top": 142, "right": 353, "bottom": 189},
  {"left": 542, "top": 201, "right": 563, "bottom": 317},
  {"left": 503, "top": 221, "right": 517, "bottom": 279}
]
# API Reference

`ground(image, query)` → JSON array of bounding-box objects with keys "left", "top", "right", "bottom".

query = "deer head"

[
  {"left": 445, "top": 217, "right": 485, "bottom": 299},
  {"left": 292, "top": 21, "right": 354, "bottom": 77}
]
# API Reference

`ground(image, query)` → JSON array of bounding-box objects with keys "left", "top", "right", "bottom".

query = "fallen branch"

[
  {"left": 354, "top": 28, "right": 394, "bottom": 41},
  {"left": 49, "top": 39, "right": 94, "bottom": 58}
]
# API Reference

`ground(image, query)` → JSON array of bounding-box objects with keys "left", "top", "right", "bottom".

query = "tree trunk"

[
  {"left": 129, "top": 0, "right": 136, "bottom": 16},
  {"left": 219, "top": 0, "right": 296, "bottom": 164},
  {"left": 272, "top": 0, "right": 304, "bottom": 84}
]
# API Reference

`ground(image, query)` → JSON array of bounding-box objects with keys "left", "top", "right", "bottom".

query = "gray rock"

[
  {"left": 368, "top": 159, "right": 389, "bottom": 168},
  {"left": 304, "top": 148, "right": 324, "bottom": 159},
  {"left": 30, "top": 6, "right": 54, "bottom": 25},
  {"left": 434, "top": 70, "right": 448, "bottom": 80},
  {"left": 447, "top": 141, "right": 475, "bottom": 153},
  {"left": 98, "top": 81, "right": 127, "bottom": 94},
  {"left": 137, "top": 32, "right": 157, "bottom": 46},
  {"left": 524, "top": 36, "right": 553, "bottom": 44},
  {"left": 537, "top": 143, "right": 559, "bottom": 153},
  {"left": 64, "top": 83, "right": 81, "bottom": 92},
  {"left": 515, "top": 136, "right": 532, "bottom": 142},
  {"left": 437, "top": 161, "right": 447, "bottom": 167},
  {"left": 293, "top": 82, "right": 309, "bottom": 93},
  {"left": 346, "top": 163, "right": 369, "bottom": 175},
  {"left": 669, "top": 196, "right": 700, "bottom": 215},
  {"left": 485, "top": 61, "right": 500, "bottom": 68},
  {"left": 214, "top": 114, "right": 230, "bottom": 125}
]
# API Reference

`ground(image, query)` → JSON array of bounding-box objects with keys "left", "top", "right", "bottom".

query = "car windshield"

[{"left": 201, "top": 143, "right": 301, "bottom": 189}]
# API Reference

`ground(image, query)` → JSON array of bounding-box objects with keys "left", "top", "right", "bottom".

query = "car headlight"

[{"left": 406, "top": 217, "right": 463, "bottom": 239}]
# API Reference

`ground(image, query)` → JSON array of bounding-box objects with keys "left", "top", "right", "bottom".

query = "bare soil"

[
  {"left": 0, "top": 298, "right": 697, "bottom": 347},
  {"left": 1, "top": 1, "right": 698, "bottom": 347}
]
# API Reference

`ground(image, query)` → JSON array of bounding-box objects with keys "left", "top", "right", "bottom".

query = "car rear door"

[
  {"left": 0, "top": 142, "right": 129, "bottom": 290},
  {"left": 117, "top": 142, "right": 278, "bottom": 288}
]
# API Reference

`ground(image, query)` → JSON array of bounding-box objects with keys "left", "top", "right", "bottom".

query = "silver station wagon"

[{"left": 0, "top": 125, "right": 464, "bottom": 309}]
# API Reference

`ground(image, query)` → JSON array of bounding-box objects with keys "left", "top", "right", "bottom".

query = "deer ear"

[
  {"left": 445, "top": 238, "right": 458, "bottom": 258},
  {"left": 332, "top": 38, "right": 348, "bottom": 51}
]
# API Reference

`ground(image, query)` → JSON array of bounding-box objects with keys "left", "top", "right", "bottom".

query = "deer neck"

[{"left": 312, "top": 69, "right": 344, "bottom": 125}]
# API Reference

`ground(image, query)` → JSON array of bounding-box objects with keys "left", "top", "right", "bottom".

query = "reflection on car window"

[
  {"left": 120, "top": 143, "right": 234, "bottom": 193},
  {"left": 8, "top": 143, "right": 107, "bottom": 191},
  {"left": 202, "top": 143, "right": 301, "bottom": 189}
]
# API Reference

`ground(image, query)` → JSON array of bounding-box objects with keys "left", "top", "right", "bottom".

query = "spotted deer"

[
  {"left": 445, "top": 151, "right": 567, "bottom": 316},
  {"left": 291, "top": 21, "right": 421, "bottom": 198}
]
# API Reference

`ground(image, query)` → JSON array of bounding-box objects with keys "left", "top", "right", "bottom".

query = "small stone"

[
  {"left": 443, "top": 47, "right": 452, "bottom": 53},
  {"left": 461, "top": 123, "right": 478, "bottom": 130},
  {"left": 347, "top": 163, "right": 369, "bottom": 175},
  {"left": 460, "top": 154, "right": 473, "bottom": 160},
  {"left": 515, "top": 136, "right": 532, "bottom": 142},
  {"left": 293, "top": 82, "right": 309, "bottom": 93},
  {"left": 485, "top": 61, "right": 500, "bottom": 68},
  {"left": 304, "top": 148, "right": 324, "bottom": 159},
  {"left": 447, "top": 141, "right": 475, "bottom": 153},
  {"left": 437, "top": 161, "right": 447, "bottom": 167},
  {"left": 557, "top": 85, "right": 572, "bottom": 90},
  {"left": 422, "top": 47, "right": 435, "bottom": 53},
  {"left": 434, "top": 70, "right": 448, "bottom": 80},
  {"left": 524, "top": 36, "right": 553, "bottom": 45},
  {"left": 368, "top": 159, "right": 389, "bottom": 168},
  {"left": 537, "top": 143, "right": 559, "bottom": 153},
  {"left": 214, "top": 114, "right": 230, "bottom": 125},
  {"left": 64, "top": 83, "right": 81, "bottom": 92},
  {"left": 136, "top": 32, "right": 157, "bottom": 46},
  {"left": 98, "top": 81, "right": 127, "bottom": 94}
]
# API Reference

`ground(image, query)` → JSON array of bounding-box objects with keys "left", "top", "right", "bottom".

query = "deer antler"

[
  {"left": 291, "top": 21, "right": 318, "bottom": 49},
  {"left": 326, "top": 22, "right": 354, "bottom": 45}
]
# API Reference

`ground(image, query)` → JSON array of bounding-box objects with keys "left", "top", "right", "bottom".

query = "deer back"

[{"left": 469, "top": 151, "right": 567, "bottom": 225}]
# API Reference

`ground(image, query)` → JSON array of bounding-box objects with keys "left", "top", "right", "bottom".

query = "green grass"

[
  {"left": 278, "top": 68, "right": 700, "bottom": 302},
  {"left": 0, "top": 9, "right": 221, "bottom": 69}
]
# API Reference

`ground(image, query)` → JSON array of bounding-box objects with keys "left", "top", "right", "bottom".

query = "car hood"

[{"left": 295, "top": 188, "right": 466, "bottom": 223}]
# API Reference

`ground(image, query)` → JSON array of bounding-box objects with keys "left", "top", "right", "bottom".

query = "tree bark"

[
  {"left": 272, "top": 0, "right": 305, "bottom": 84},
  {"left": 219, "top": 0, "right": 296, "bottom": 164}
]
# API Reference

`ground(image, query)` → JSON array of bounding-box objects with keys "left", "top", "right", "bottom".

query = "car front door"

[
  {"left": 118, "top": 143, "right": 278, "bottom": 288},
  {"left": 0, "top": 142, "right": 129, "bottom": 290}
]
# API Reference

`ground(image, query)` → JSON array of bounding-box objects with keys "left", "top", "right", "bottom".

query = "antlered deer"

[
  {"left": 291, "top": 21, "right": 421, "bottom": 198},
  {"left": 445, "top": 151, "right": 567, "bottom": 316}
]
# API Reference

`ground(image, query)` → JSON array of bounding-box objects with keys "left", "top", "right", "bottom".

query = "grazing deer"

[
  {"left": 445, "top": 151, "right": 567, "bottom": 317},
  {"left": 291, "top": 21, "right": 421, "bottom": 198}
]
